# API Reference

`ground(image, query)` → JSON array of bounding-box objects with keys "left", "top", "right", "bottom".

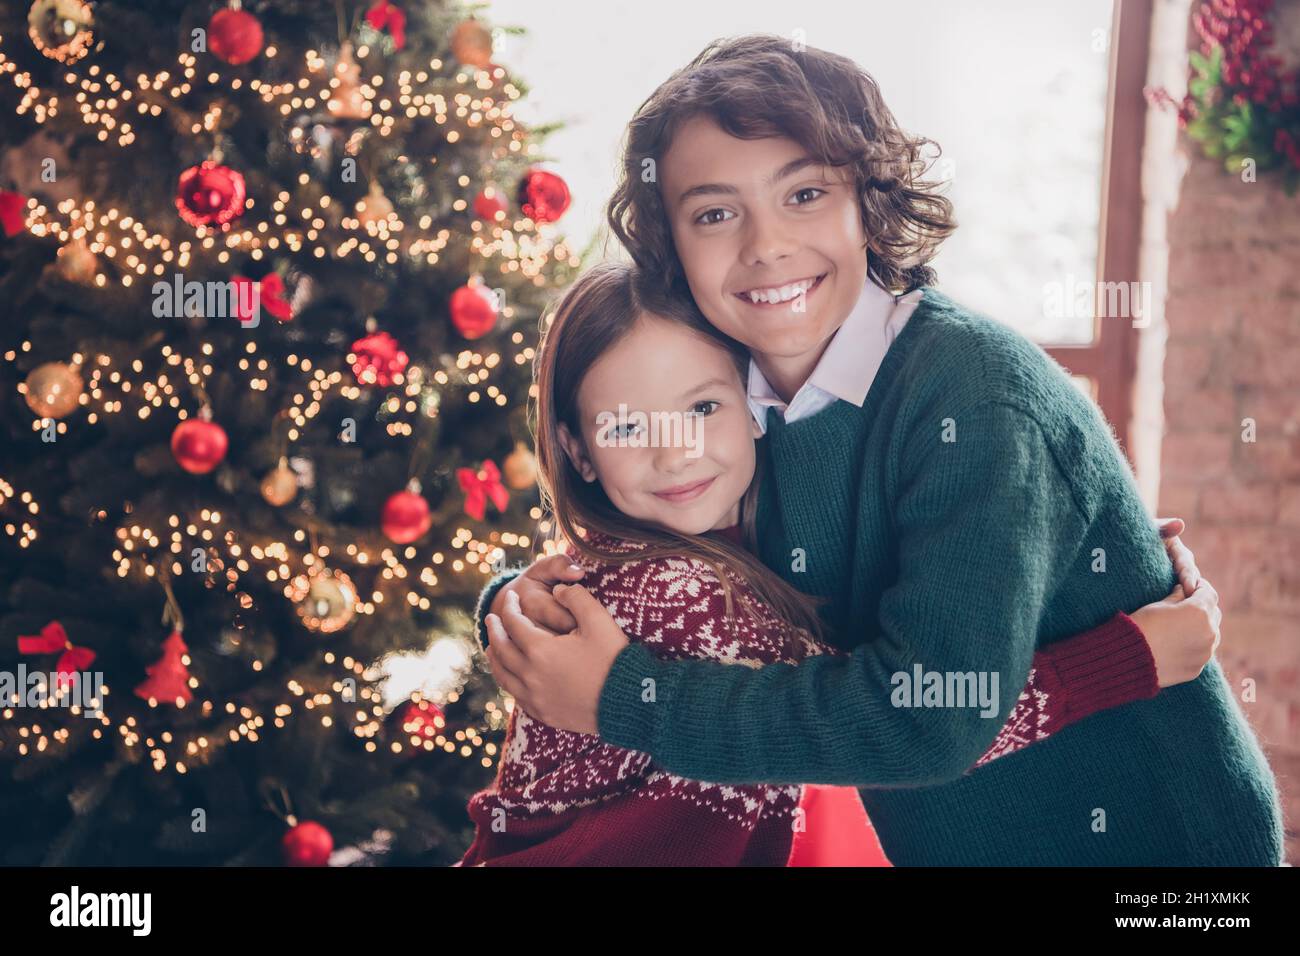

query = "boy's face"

[{"left": 660, "top": 116, "right": 869, "bottom": 372}]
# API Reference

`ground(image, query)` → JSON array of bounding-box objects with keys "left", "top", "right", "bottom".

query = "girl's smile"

[{"left": 652, "top": 475, "right": 717, "bottom": 503}]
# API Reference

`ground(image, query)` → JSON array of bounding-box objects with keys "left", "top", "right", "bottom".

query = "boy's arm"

[{"left": 596, "top": 402, "right": 1091, "bottom": 787}]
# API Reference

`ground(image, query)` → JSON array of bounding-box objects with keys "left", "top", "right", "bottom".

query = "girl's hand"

[
  {"left": 489, "top": 553, "right": 586, "bottom": 635},
  {"left": 1155, "top": 516, "right": 1200, "bottom": 594},
  {"left": 1129, "top": 579, "right": 1222, "bottom": 688},
  {"left": 485, "top": 583, "right": 630, "bottom": 735}
]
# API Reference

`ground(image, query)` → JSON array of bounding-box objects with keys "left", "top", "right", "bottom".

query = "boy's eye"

[
  {"left": 689, "top": 400, "right": 720, "bottom": 417},
  {"left": 790, "top": 187, "right": 825, "bottom": 205},
  {"left": 694, "top": 208, "right": 734, "bottom": 226}
]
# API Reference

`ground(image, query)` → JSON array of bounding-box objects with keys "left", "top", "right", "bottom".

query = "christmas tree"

[{"left": 0, "top": 0, "right": 579, "bottom": 865}]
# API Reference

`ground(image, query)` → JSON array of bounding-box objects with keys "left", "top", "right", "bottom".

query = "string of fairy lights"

[
  {"left": 0, "top": 14, "right": 572, "bottom": 776},
  {"left": 0, "top": 37, "right": 517, "bottom": 148}
]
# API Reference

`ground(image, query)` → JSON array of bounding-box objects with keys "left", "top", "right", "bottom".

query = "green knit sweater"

[{"left": 579, "top": 287, "right": 1283, "bottom": 866}]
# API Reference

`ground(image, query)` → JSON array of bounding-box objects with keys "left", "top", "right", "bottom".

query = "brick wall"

[{"left": 1155, "top": 1, "right": 1300, "bottom": 866}]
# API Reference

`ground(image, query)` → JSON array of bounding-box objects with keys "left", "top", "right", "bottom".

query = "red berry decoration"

[
  {"left": 176, "top": 161, "right": 246, "bottom": 229},
  {"left": 381, "top": 482, "right": 432, "bottom": 544},
  {"left": 282, "top": 820, "right": 333, "bottom": 867},
  {"left": 449, "top": 283, "right": 498, "bottom": 340},
  {"left": 171, "top": 415, "right": 228, "bottom": 474},
  {"left": 208, "top": 5, "right": 264, "bottom": 65},
  {"left": 473, "top": 187, "right": 507, "bottom": 222},
  {"left": 350, "top": 331, "right": 408, "bottom": 387},
  {"left": 517, "top": 168, "right": 570, "bottom": 224}
]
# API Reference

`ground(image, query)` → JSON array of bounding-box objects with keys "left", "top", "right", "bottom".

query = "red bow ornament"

[
  {"left": 17, "top": 620, "right": 96, "bottom": 690},
  {"left": 457, "top": 459, "right": 509, "bottom": 521}
]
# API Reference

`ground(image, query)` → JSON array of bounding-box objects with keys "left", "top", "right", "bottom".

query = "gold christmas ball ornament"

[
  {"left": 23, "top": 361, "right": 83, "bottom": 419},
  {"left": 28, "top": 0, "right": 95, "bottom": 63},
  {"left": 503, "top": 442, "right": 538, "bottom": 490},
  {"left": 54, "top": 236, "right": 98, "bottom": 283},
  {"left": 289, "top": 567, "right": 357, "bottom": 633},
  {"left": 260, "top": 459, "right": 298, "bottom": 506},
  {"left": 450, "top": 18, "right": 494, "bottom": 69}
]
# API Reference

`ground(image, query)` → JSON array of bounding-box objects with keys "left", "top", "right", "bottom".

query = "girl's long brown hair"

[
  {"left": 607, "top": 33, "right": 956, "bottom": 297},
  {"left": 530, "top": 259, "right": 828, "bottom": 648}
]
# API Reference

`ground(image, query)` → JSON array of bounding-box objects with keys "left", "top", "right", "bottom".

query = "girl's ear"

[{"left": 557, "top": 421, "right": 598, "bottom": 483}]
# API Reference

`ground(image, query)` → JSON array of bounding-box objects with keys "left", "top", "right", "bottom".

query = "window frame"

[{"left": 1043, "top": 0, "right": 1151, "bottom": 457}]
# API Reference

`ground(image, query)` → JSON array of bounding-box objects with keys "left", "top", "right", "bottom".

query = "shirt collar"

[{"left": 746, "top": 276, "right": 902, "bottom": 413}]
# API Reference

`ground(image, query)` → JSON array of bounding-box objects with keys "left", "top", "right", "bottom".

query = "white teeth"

[{"left": 744, "top": 277, "right": 816, "bottom": 304}]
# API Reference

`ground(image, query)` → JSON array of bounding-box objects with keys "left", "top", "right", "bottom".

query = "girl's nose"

[{"left": 653, "top": 439, "right": 692, "bottom": 475}]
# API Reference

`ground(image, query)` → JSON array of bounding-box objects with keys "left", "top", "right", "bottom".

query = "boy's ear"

[{"left": 556, "top": 422, "right": 598, "bottom": 483}]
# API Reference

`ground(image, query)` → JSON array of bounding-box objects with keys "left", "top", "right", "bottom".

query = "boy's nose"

[{"left": 740, "top": 209, "right": 798, "bottom": 266}]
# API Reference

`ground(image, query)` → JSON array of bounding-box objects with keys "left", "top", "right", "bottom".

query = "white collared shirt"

[{"left": 747, "top": 278, "right": 925, "bottom": 435}]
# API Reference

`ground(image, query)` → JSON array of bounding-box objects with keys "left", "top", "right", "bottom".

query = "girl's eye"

[
  {"left": 608, "top": 422, "right": 641, "bottom": 441},
  {"left": 694, "top": 208, "right": 734, "bottom": 226},
  {"left": 790, "top": 187, "right": 825, "bottom": 205},
  {"left": 690, "top": 400, "right": 720, "bottom": 417}
]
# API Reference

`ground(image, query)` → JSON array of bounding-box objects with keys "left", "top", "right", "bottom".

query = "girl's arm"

[{"left": 973, "top": 611, "right": 1156, "bottom": 768}]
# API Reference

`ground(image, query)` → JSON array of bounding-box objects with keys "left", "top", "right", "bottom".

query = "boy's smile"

[{"left": 661, "top": 116, "right": 870, "bottom": 403}]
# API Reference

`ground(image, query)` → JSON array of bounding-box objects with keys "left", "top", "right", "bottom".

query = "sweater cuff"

[
  {"left": 1039, "top": 611, "right": 1160, "bottom": 725},
  {"left": 472, "top": 566, "right": 524, "bottom": 652},
  {"left": 596, "top": 643, "right": 665, "bottom": 751}
]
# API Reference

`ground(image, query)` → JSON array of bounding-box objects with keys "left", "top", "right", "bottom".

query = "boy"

[{"left": 479, "top": 35, "right": 1283, "bottom": 865}]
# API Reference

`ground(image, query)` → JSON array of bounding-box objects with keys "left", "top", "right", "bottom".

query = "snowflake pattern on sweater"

[{"left": 472, "top": 532, "right": 819, "bottom": 829}]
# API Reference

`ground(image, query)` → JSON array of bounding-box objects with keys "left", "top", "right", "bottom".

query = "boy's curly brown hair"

[{"left": 606, "top": 34, "right": 956, "bottom": 295}]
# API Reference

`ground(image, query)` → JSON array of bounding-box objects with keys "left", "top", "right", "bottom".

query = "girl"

[{"left": 458, "top": 260, "right": 1212, "bottom": 866}]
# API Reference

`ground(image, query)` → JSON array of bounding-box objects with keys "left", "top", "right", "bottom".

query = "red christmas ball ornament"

[
  {"left": 350, "top": 330, "right": 408, "bottom": 387},
  {"left": 449, "top": 283, "right": 498, "bottom": 340},
  {"left": 381, "top": 482, "right": 432, "bottom": 544},
  {"left": 171, "top": 414, "right": 228, "bottom": 474},
  {"left": 208, "top": 5, "right": 264, "bottom": 65},
  {"left": 517, "top": 168, "right": 570, "bottom": 224},
  {"left": 282, "top": 820, "right": 333, "bottom": 867},
  {"left": 176, "top": 161, "right": 246, "bottom": 229},
  {"left": 473, "top": 187, "right": 507, "bottom": 222},
  {"left": 399, "top": 698, "right": 445, "bottom": 743}
]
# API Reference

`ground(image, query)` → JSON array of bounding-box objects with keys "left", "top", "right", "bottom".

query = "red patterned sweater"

[{"left": 459, "top": 526, "right": 1159, "bottom": 867}]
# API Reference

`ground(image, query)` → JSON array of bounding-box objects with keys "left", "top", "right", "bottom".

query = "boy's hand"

[
  {"left": 490, "top": 553, "right": 586, "bottom": 634},
  {"left": 1130, "top": 578, "right": 1222, "bottom": 688},
  {"left": 485, "top": 583, "right": 630, "bottom": 735}
]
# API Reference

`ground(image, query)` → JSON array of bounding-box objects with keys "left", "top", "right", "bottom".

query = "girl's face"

[
  {"left": 557, "top": 313, "right": 761, "bottom": 536},
  {"left": 660, "top": 115, "right": 869, "bottom": 376}
]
